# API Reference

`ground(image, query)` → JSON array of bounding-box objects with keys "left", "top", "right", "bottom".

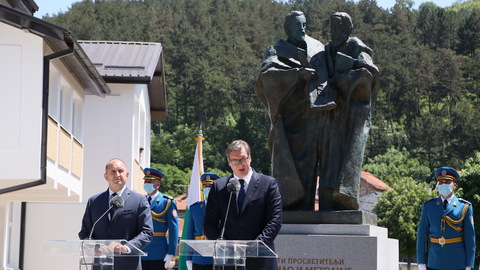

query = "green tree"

[
  {"left": 363, "top": 147, "right": 431, "bottom": 186},
  {"left": 373, "top": 177, "right": 435, "bottom": 269},
  {"left": 457, "top": 9, "right": 480, "bottom": 57},
  {"left": 150, "top": 163, "right": 190, "bottom": 197}
]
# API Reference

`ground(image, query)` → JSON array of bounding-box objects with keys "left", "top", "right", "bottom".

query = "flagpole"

[{"left": 179, "top": 128, "right": 205, "bottom": 270}]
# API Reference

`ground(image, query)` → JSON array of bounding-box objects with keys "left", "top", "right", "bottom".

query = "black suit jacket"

[
  {"left": 79, "top": 187, "right": 153, "bottom": 270},
  {"left": 204, "top": 169, "right": 282, "bottom": 270}
]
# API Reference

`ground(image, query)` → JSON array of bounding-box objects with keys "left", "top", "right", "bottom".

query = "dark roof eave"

[{"left": 102, "top": 76, "right": 151, "bottom": 84}]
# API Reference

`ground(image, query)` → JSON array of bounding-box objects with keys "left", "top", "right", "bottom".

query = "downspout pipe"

[
  {"left": 18, "top": 39, "right": 74, "bottom": 270},
  {"left": 41, "top": 36, "right": 75, "bottom": 184}
]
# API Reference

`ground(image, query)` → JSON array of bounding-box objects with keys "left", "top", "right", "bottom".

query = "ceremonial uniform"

[
  {"left": 141, "top": 168, "right": 179, "bottom": 269},
  {"left": 186, "top": 172, "right": 220, "bottom": 270},
  {"left": 186, "top": 201, "right": 212, "bottom": 264},
  {"left": 416, "top": 167, "right": 475, "bottom": 270},
  {"left": 142, "top": 192, "right": 178, "bottom": 260}
]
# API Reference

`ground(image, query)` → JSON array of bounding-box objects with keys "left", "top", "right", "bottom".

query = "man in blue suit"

[
  {"left": 416, "top": 167, "right": 475, "bottom": 270},
  {"left": 186, "top": 172, "right": 220, "bottom": 270},
  {"left": 141, "top": 167, "right": 179, "bottom": 270},
  {"left": 79, "top": 158, "right": 154, "bottom": 270},
  {"left": 204, "top": 140, "right": 282, "bottom": 270}
]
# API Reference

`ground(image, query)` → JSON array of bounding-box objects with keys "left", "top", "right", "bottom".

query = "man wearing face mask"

[
  {"left": 185, "top": 172, "right": 220, "bottom": 270},
  {"left": 141, "top": 168, "right": 179, "bottom": 270},
  {"left": 416, "top": 167, "right": 475, "bottom": 270}
]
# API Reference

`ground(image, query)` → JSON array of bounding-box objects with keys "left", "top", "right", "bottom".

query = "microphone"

[
  {"left": 111, "top": 194, "right": 124, "bottom": 210},
  {"left": 219, "top": 178, "right": 238, "bottom": 240},
  {"left": 227, "top": 178, "right": 240, "bottom": 193},
  {"left": 88, "top": 195, "right": 124, "bottom": 239}
]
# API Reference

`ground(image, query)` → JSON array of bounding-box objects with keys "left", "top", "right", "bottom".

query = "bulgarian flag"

[
  {"left": 178, "top": 132, "right": 204, "bottom": 270},
  {"left": 187, "top": 133, "right": 205, "bottom": 206}
]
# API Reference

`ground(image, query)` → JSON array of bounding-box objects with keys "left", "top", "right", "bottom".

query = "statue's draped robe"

[
  {"left": 318, "top": 37, "right": 380, "bottom": 210},
  {"left": 255, "top": 36, "right": 326, "bottom": 210},
  {"left": 256, "top": 35, "right": 379, "bottom": 211}
]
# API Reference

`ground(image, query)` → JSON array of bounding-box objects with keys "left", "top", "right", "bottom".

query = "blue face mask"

[
  {"left": 144, "top": 183, "right": 155, "bottom": 194},
  {"left": 203, "top": 187, "right": 211, "bottom": 199},
  {"left": 438, "top": 184, "right": 453, "bottom": 197}
]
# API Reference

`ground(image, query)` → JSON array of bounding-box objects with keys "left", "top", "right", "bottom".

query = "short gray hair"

[{"left": 226, "top": 140, "right": 251, "bottom": 158}]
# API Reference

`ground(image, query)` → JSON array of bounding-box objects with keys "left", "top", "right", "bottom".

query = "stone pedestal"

[
  {"left": 283, "top": 210, "right": 377, "bottom": 225},
  {"left": 275, "top": 224, "right": 399, "bottom": 270}
]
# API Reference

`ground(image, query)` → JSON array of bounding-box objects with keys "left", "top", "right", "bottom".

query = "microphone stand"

[
  {"left": 216, "top": 192, "right": 235, "bottom": 270},
  {"left": 218, "top": 192, "right": 234, "bottom": 240},
  {"left": 81, "top": 205, "right": 114, "bottom": 270},
  {"left": 88, "top": 205, "right": 114, "bottom": 240},
  {"left": 214, "top": 178, "right": 239, "bottom": 269}
]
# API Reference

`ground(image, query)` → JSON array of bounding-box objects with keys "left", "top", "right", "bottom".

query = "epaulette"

[
  {"left": 163, "top": 194, "right": 173, "bottom": 200},
  {"left": 459, "top": 198, "right": 472, "bottom": 205}
]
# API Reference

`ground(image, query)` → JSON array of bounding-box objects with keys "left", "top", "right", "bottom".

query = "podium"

[
  {"left": 180, "top": 240, "right": 277, "bottom": 268},
  {"left": 44, "top": 239, "right": 147, "bottom": 269}
]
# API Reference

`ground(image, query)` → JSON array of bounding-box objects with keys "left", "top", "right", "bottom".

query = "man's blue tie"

[{"left": 238, "top": 179, "right": 246, "bottom": 213}]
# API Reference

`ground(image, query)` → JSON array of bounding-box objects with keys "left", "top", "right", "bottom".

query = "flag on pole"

[
  {"left": 187, "top": 133, "right": 205, "bottom": 207},
  {"left": 179, "top": 132, "right": 204, "bottom": 270}
]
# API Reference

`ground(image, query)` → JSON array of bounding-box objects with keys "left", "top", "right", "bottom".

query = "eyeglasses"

[{"left": 229, "top": 156, "right": 250, "bottom": 166}]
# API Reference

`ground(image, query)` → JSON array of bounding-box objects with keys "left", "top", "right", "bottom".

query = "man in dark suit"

[
  {"left": 204, "top": 140, "right": 282, "bottom": 270},
  {"left": 79, "top": 158, "right": 154, "bottom": 270}
]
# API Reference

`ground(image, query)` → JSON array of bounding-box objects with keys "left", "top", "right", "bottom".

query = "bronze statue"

[{"left": 256, "top": 11, "right": 379, "bottom": 211}]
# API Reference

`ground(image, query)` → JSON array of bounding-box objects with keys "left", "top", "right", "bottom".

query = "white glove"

[
  {"left": 163, "top": 254, "right": 173, "bottom": 269},
  {"left": 465, "top": 266, "right": 471, "bottom": 270},
  {"left": 417, "top": 264, "right": 426, "bottom": 270},
  {"left": 186, "top": 260, "right": 193, "bottom": 270}
]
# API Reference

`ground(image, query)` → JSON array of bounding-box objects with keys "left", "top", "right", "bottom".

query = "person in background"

[
  {"left": 416, "top": 167, "right": 475, "bottom": 270},
  {"left": 186, "top": 172, "right": 220, "bottom": 270},
  {"left": 204, "top": 140, "right": 282, "bottom": 270},
  {"left": 141, "top": 168, "right": 179, "bottom": 270},
  {"left": 79, "top": 158, "right": 153, "bottom": 270}
]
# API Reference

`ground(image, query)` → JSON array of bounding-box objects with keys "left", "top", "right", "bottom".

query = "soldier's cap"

[
  {"left": 143, "top": 168, "right": 165, "bottom": 180},
  {"left": 435, "top": 167, "right": 460, "bottom": 182},
  {"left": 201, "top": 172, "right": 220, "bottom": 183}
]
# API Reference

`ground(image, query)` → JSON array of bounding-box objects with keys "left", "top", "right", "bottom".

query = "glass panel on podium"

[
  {"left": 44, "top": 239, "right": 147, "bottom": 269},
  {"left": 180, "top": 240, "right": 276, "bottom": 268}
]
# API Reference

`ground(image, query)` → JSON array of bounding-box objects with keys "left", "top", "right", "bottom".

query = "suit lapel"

[
  {"left": 240, "top": 171, "right": 260, "bottom": 213},
  {"left": 111, "top": 188, "right": 130, "bottom": 221}
]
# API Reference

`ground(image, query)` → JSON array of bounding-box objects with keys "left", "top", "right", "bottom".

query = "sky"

[{"left": 33, "top": 0, "right": 460, "bottom": 18}]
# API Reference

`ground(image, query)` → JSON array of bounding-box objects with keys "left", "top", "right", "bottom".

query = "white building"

[{"left": 0, "top": 1, "right": 167, "bottom": 269}]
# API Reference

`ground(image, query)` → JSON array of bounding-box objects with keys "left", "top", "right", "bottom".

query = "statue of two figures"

[{"left": 256, "top": 11, "right": 380, "bottom": 213}]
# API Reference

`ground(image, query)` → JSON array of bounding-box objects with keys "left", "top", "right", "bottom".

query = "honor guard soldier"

[
  {"left": 416, "top": 167, "right": 475, "bottom": 270},
  {"left": 186, "top": 172, "right": 220, "bottom": 270},
  {"left": 141, "top": 168, "right": 179, "bottom": 270}
]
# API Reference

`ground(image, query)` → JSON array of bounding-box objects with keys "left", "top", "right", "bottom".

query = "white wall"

[
  {"left": 23, "top": 202, "right": 86, "bottom": 270},
  {"left": 0, "top": 22, "right": 43, "bottom": 270},
  {"left": 0, "top": 23, "right": 43, "bottom": 183},
  {"left": 82, "top": 83, "right": 151, "bottom": 201}
]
